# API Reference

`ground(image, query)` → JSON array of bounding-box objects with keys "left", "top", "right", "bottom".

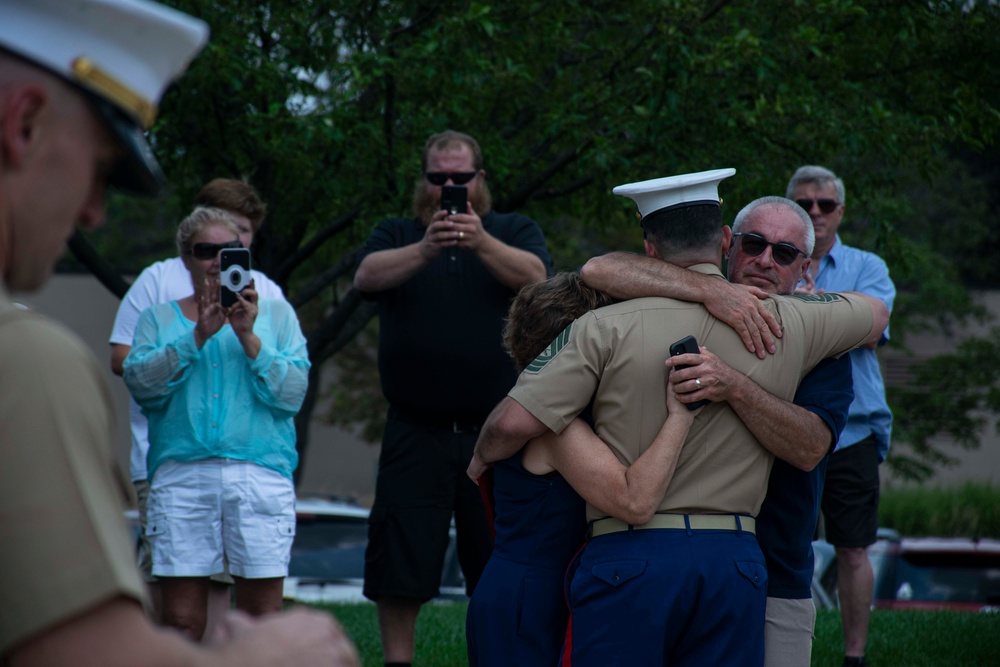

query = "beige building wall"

[{"left": 880, "top": 290, "right": 1000, "bottom": 489}]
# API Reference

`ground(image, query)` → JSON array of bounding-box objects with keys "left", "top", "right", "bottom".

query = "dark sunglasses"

[
  {"left": 425, "top": 171, "right": 477, "bottom": 186},
  {"left": 795, "top": 198, "right": 839, "bottom": 214},
  {"left": 187, "top": 240, "right": 243, "bottom": 260},
  {"left": 733, "top": 232, "right": 806, "bottom": 266}
]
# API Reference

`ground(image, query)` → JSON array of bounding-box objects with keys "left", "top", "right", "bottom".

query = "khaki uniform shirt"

[
  {"left": 0, "top": 289, "right": 146, "bottom": 656},
  {"left": 509, "top": 264, "right": 875, "bottom": 523}
]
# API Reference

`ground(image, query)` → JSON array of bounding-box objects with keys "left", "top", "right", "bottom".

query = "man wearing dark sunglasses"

[
  {"left": 354, "top": 129, "right": 551, "bottom": 667},
  {"left": 579, "top": 195, "right": 858, "bottom": 667},
  {"left": 787, "top": 165, "right": 895, "bottom": 667}
]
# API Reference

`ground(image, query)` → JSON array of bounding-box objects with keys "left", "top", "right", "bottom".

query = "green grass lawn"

[
  {"left": 813, "top": 608, "right": 1000, "bottom": 667},
  {"left": 320, "top": 601, "right": 468, "bottom": 667},
  {"left": 313, "top": 602, "right": 1000, "bottom": 667}
]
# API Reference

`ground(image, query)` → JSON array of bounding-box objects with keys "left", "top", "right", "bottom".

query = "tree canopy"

[{"left": 73, "top": 0, "right": 1000, "bottom": 482}]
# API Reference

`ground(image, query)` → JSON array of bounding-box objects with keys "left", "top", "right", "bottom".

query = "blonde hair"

[{"left": 176, "top": 207, "right": 240, "bottom": 256}]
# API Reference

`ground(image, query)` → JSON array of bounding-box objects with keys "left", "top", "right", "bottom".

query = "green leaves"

[{"left": 75, "top": 0, "right": 1000, "bottom": 474}]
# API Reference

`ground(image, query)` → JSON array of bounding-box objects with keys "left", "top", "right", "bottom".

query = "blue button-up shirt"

[{"left": 812, "top": 235, "right": 895, "bottom": 461}]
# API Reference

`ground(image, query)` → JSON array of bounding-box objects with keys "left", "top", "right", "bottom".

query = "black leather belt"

[
  {"left": 390, "top": 407, "right": 482, "bottom": 434},
  {"left": 444, "top": 420, "right": 481, "bottom": 434}
]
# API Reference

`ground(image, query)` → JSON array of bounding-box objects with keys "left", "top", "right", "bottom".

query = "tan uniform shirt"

[
  {"left": 509, "top": 264, "right": 875, "bottom": 523},
  {"left": 0, "top": 290, "right": 146, "bottom": 655}
]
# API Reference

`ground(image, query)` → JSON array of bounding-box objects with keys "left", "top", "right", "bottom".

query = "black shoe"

[{"left": 843, "top": 657, "right": 868, "bottom": 667}]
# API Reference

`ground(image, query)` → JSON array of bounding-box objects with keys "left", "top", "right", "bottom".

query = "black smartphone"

[
  {"left": 440, "top": 184, "right": 467, "bottom": 215},
  {"left": 669, "top": 335, "right": 709, "bottom": 411},
  {"left": 219, "top": 247, "right": 252, "bottom": 308}
]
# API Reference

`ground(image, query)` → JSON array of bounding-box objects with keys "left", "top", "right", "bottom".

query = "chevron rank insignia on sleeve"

[{"left": 524, "top": 323, "right": 573, "bottom": 374}]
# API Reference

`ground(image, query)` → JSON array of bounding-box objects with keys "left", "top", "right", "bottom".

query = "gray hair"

[
  {"left": 176, "top": 207, "right": 240, "bottom": 257},
  {"left": 733, "top": 196, "right": 815, "bottom": 257},
  {"left": 785, "top": 165, "right": 846, "bottom": 206}
]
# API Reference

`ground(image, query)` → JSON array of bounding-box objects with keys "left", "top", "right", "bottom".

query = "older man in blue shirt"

[{"left": 787, "top": 165, "right": 895, "bottom": 667}]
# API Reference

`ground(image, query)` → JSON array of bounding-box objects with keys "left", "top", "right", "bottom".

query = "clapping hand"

[
  {"left": 228, "top": 281, "right": 258, "bottom": 338},
  {"left": 194, "top": 277, "right": 227, "bottom": 348}
]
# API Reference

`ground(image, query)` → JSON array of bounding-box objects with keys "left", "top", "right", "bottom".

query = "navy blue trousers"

[{"left": 564, "top": 528, "right": 767, "bottom": 667}]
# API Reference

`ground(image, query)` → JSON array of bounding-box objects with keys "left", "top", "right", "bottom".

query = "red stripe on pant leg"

[
  {"left": 561, "top": 539, "right": 587, "bottom": 667},
  {"left": 561, "top": 610, "right": 574, "bottom": 667}
]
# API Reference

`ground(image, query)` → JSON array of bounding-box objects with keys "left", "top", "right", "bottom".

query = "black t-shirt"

[{"left": 357, "top": 211, "right": 552, "bottom": 423}]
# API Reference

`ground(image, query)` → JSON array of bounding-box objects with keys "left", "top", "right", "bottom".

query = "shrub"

[{"left": 879, "top": 482, "right": 1000, "bottom": 537}]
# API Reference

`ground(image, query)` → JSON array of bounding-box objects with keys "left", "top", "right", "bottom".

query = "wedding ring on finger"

[
  {"left": 459, "top": 231, "right": 465, "bottom": 239},
  {"left": 695, "top": 378, "right": 702, "bottom": 389}
]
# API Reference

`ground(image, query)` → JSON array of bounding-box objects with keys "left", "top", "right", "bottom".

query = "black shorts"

[
  {"left": 821, "top": 436, "right": 881, "bottom": 548},
  {"left": 363, "top": 414, "right": 493, "bottom": 602}
]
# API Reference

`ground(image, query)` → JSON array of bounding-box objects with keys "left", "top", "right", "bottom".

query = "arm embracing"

[
  {"left": 727, "top": 381, "right": 831, "bottom": 471},
  {"left": 122, "top": 309, "right": 198, "bottom": 410},
  {"left": 540, "top": 399, "right": 694, "bottom": 525},
  {"left": 468, "top": 397, "right": 548, "bottom": 481},
  {"left": 581, "top": 252, "right": 695, "bottom": 300},
  {"left": 246, "top": 301, "right": 311, "bottom": 414},
  {"left": 666, "top": 347, "right": 833, "bottom": 471},
  {"left": 581, "top": 252, "right": 780, "bottom": 358},
  {"left": 845, "top": 292, "right": 889, "bottom": 349}
]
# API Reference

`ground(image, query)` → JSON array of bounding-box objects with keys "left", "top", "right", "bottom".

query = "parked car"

[
  {"left": 813, "top": 528, "right": 1000, "bottom": 613},
  {"left": 126, "top": 497, "right": 468, "bottom": 604},
  {"left": 285, "top": 497, "right": 467, "bottom": 604},
  {"left": 811, "top": 536, "right": 838, "bottom": 609},
  {"left": 282, "top": 497, "right": 373, "bottom": 604}
]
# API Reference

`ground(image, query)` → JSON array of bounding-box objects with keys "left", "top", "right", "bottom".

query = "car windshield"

[
  {"left": 288, "top": 514, "right": 368, "bottom": 581},
  {"left": 885, "top": 552, "right": 1000, "bottom": 605}
]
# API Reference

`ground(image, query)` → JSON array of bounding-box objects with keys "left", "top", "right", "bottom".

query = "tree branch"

[
  {"left": 306, "top": 289, "right": 378, "bottom": 364},
  {"left": 289, "top": 246, "right": 362, "bottom": 309},
  {"left": 274, "top": 207, "right": 361, "bottom": 283},
  {"left": 701, "top": 0, "right": 734, "bottom": 23},
  {"left": 533, "top": 175, "right": 597, "bottom": 200},
  {"left": 500, "top": 142, "right": 593, "bottom": 211}
]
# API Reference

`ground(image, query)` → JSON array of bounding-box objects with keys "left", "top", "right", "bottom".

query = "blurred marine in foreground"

[{"left": 0, "top": 1, "right": 358, "bottom": 665}]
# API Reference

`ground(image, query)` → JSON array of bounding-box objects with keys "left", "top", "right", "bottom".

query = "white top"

[{"left": 109, "top": 256, "right": 285, "bottom": 481}]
